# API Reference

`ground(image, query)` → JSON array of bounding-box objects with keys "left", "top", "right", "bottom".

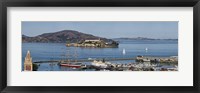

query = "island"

[
  {"left": 66, "top": 39, "right": 119, "bottom": 48},
  {"left": 22, "top": 30, "right": 119, "bottom": 48}
]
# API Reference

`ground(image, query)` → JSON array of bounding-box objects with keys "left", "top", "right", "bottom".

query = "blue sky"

[{"left": 22, "top": 21, "right": 178, "bottom": 39}]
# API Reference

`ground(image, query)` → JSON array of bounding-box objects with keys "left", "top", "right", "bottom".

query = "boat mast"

[
  {"left": 74, "top": 46, "right": 78, "bottom": 63},
  {"left": 66, "top": 39, "right": 71, "bottom": 63},
  {"left": 60, "top": 48, "right": 65, "bottom": 62}
]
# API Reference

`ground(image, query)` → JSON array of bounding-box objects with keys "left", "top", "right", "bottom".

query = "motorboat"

[{"left": 91, "top": 60, "right": 111, "bottom": 68}]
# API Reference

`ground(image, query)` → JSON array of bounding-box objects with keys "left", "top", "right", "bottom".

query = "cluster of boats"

[
  {"left": 57, "top": 45, "right": 178, "bottom": 71},
  {"left": 58, "top": 59, "right": 110, "bottom": 69},
  {"left": 58, "top": 59, "right": 178, "bottom": 71}
]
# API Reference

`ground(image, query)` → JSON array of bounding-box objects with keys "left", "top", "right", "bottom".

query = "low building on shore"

[{"left": 66, "top": 39, "right": 119, "bottom": 48}]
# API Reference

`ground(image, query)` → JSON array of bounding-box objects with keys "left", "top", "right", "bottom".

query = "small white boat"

[
  {"left": 143, "top": 58, "right": 151, "bottom": 62},
  {"left": 92, "top": 60, "right": 110, "bottom": 68},
  {"left": 88, "top": 58, "right": 93, "bottom": 60}
]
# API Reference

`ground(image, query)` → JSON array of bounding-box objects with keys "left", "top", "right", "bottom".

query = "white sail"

[
  {"left": 145, "top": 48, "right": 148, "bottom": 51},
  {"left": 122, "top": 48, "right": 126, "bottom": 55}
]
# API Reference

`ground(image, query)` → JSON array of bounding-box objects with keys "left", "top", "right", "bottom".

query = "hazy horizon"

[{"left": 22, "top": 21, "right": 178, "bottom": 39}]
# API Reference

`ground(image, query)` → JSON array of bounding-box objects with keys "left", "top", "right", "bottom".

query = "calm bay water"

[{"left": 22, "top": 40, "right": 178, "bottom": 71}]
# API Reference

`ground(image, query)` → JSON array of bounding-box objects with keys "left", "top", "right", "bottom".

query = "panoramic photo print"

[{"left": 22, "top": 21, "right": 178, "bottom": 71}]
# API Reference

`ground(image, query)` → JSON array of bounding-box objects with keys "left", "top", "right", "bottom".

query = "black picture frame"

[{"left": 0, "top": 0, "right": 200, "bottom": 93}]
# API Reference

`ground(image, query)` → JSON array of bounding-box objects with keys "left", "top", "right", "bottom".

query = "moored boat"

[
  {"left": 60, "top": 62, "right": 85, "bottom": 68},
  {"left": 91, "top": 60, "right": 111, "bottom": 68}
]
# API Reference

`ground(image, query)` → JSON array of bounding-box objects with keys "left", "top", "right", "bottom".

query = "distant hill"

[
  {"left": 113, "top": 37, "right": 178, "bottom": 41},
  {"left": 22, "top": 30, "right": 114, "bottom": 43}
]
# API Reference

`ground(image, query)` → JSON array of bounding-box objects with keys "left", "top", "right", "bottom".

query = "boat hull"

[{"left": 60, "top": 64, "right": 81, "bottom": 68}]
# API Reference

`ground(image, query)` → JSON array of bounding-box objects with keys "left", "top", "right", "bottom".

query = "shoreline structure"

[
  {"left": 33, "top": 56, "right": 178, "bottom": 63},
  {"left": 66, "top": 39, "right": 119, "bottom": 48},
  {"left": 23, "top": 50, "right": 178, "bottom": 71}
]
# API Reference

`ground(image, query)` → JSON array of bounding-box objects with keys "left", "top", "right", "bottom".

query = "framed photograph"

[{"left": 0, "top": 0, "right": 200, "bottom": 93}]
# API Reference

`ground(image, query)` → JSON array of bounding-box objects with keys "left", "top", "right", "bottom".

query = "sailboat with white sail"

[
  {"left": 145, "top": 47, "right": 148, "bottom": 52},
  {"left": 122, "top": 48, "right": 126, "bottom": 55}
]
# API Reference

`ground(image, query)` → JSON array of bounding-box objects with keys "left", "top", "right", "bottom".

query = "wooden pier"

[{"left": 33, "top": 56, "right": 178, "bottom": 63}]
